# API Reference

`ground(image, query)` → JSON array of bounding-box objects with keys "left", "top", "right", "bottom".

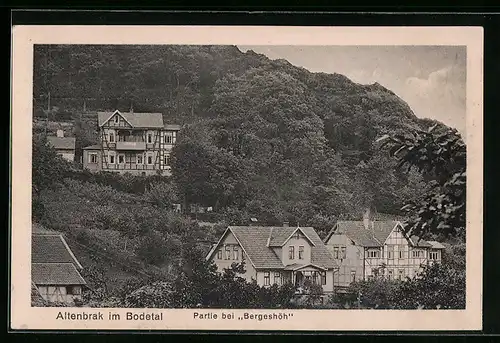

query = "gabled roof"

[
  {"left": 47, "top": 136, "right": 76, "bottom": 150},
  {"left": 32, "top": 233, "right": 83, "bottom": 269},
  {"left": 32, "top": 263, "right": 86, "bottom": 285},
  {"left": 227, "top": 226, "right": 284, "bottom": 269},
  {"left": 267, "top": 226, "right": 316, "bottom": 247},
  {"left": 98, "top": 110, "right": 164, "bottom": 128},
  {"left": 325, "top": 220, "right": 439, "bottom": 249},
  {"left": 325, "top": 221, "right": 382, "bottom": 247},
  {"left": 372, "top": 221, "right": 400, "bottom": 245},
  {"left": 208, "top": 226, "right": 337, "bottom": 270},
  {"left": 283, "top": 263, "right": 327, "bottom": 271}
]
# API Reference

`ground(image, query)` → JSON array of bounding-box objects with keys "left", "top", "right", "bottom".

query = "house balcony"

[{"left": 115, "top": 141, "right": 146, "bottom": 150}]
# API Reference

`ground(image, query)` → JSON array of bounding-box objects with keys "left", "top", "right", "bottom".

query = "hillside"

[
  {"left": 33, "top": 44, "right": 444, "bottom": 224},
  {"left": 34, "top": 44, "right": 433, "bottom": 130},
  {"left": 31, "top": 45, "right": 465, "bottom": 307}
]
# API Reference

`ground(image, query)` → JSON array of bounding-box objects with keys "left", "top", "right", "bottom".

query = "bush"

[
  {"left": 340, "top": 259, "right": 465, "bottom": 310},
  {"left": 125, "top": 281, "right": 175, "bottom": 308},
  {"left": 393, "top": 262, "right": 465, "bottom": 309}
]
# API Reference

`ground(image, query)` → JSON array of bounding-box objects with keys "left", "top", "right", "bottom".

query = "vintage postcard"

[{"left": 10, "top": 25, "right": 483, "bottom": 331}]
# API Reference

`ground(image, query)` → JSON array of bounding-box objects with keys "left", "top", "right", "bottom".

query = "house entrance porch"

[{"left": 283, "top": 264, "right": 328, "bottom": 294}]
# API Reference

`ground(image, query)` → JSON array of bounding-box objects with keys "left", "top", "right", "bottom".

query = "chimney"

[
  {"left": 363, "top": 208, "right": 371, "bottom": 230},
  {"left": 283, "top": 221, "right": 289, "bottom": 227},
  {"left": 56, "top": 129, "right": 64, "bottom": 138}
]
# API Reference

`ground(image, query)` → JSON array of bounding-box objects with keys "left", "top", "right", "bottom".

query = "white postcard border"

[{"left": 10, "top": 25, "right": 483, "bottom": 331}]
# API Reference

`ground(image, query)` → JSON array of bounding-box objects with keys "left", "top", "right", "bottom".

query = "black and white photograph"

[{"left": 11, "top": 26, "right": 483, "bottom": 331}]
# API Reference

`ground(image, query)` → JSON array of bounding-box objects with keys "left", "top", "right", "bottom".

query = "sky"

[{"left": 237, "top": 46, "right": 466, "bottom": 134}]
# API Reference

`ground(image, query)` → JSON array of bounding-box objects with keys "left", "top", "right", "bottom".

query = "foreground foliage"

[
  {"left": 337, "top": 246, "right": 465, "bottom": 309},
  {"left": 378, "top": 126, "right": 466, "bottom": 240}
]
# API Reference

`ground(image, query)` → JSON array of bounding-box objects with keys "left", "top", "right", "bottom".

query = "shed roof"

[
  {"left": 427, "top": 241, "right": 446, "bottom": 249},
  {"left": 32, "top": 263, "right": 86, "bottom": 285},
  {"left": 82, "top": 144, "right": 101, "bottom": 150},
  {"left": 164, "top": 124, "right": 182, "bottom": 131},
  {"left": 47, "top": 136, "right": 76, "bottom": 150}
]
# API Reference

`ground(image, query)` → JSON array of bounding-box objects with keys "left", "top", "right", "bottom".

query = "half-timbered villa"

[
  {"left": 323, "top": 213, "right": 445, "bottom": 290},
  {"left": 206, "top": 224, "right": 338, "bottom": 294},
  {"left": 82, "top": 109, "right": 180, "bottom": 175}
]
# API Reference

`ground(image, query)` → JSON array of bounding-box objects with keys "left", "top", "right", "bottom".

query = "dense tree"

[
  {"left": 34, "top": 44, "right": 438, "bottom": 228},
  {"left": 341, "top": 257, "right": 465, "bottom": 310},
  {"left": 32, "top": 134, "right": 71, "bottom": 194},
  {"left": 377, "top": 125, "right": 466, "bottom": 239}
]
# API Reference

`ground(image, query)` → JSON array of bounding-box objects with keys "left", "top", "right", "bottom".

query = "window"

[
  {"left": 294, "top": 231, "right": 301, "bottom": 240},
  {"left": 387, "top": 245, "right": 394, "bottom": 259},
  {"left": 312, "top": 271, "right": 319, "bottom": 285},
  {"left": 88, "top": 153, "right": 98, "bottom": 164},
  {"left": 321, "top": 272, "right": 327, "bottom": 285},
  {"left": 109, "top": 153, "right": 115, "bottom": 164},
  {"left": 147, "top": 133, "right": 153, "bottom": 144},
  {"left": 350, "top": 270, "right": 356, "bottom": 283},
  {"left": 147, "top": 154, "right": 153, "bottom": 165},
  {"left": 388, "top": 270, "right": 393, "bottom": 280},
  {"left": 164, "top": 155, "right": 170, "bottom": 166},
  {"left": 367, "top": 249, "right": 381, "bottom": 258},
  {"left": 274, "top": 272, "right": 281, "bottom": 285},
  {"left": 118, "top": 154, "right": 125, "bottom": 164},
  {"left": 109, "top": 132, "right": 115, "bottom": 143},
  {"left": 114, "top": 115, "right": 119, "bottom": 123},
  {"left": 66, "top": 286, "right": 81, "bottom": 295},
  {"left": 340, "top": 246, "right": 346, "bottom": 259},
  {"left": 233, "top": 246, "right": 239, "bottom": 260},
  {"left": 333, "top": 247, "right": 339, "bottom": 259},
  {"left": 166, "top": 134, "right": 172, "bottom": 144},
  {"left": 412, "top": 250, "right": 423, "bottom": 258},
  {"left": 137, "top": 154, "right": 143, "bottom": 164},
  {"left": 398, "top": 245, "right": 405, "bottom": 259},
  {"left": 217, "top": 249, "right": 222, "bottom": 260},
  {"left": 264, "top": 271, "right": 270, "bottom": 286},
  {"left": 288, "top": 246, "right": 295, "bottom": 260},
  {"left": 398, "top": 269, "right": 405, "bottom": 280},
  {"left": 225, "top": 246, "right": 231, "bottom": 260},
  {"left": 429, "top": 251, "right": 439, "bottom": 260},
  {"left": 298, "top": 246, "right": 304, "bottom": 260}
]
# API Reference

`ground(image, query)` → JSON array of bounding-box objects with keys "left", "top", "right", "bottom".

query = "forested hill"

[
  {"left": 35, "top": 45, "right": 428, "bottom": 130},
  {"left": 33, "top": 44, "right": 446, "bottom": 224}
]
